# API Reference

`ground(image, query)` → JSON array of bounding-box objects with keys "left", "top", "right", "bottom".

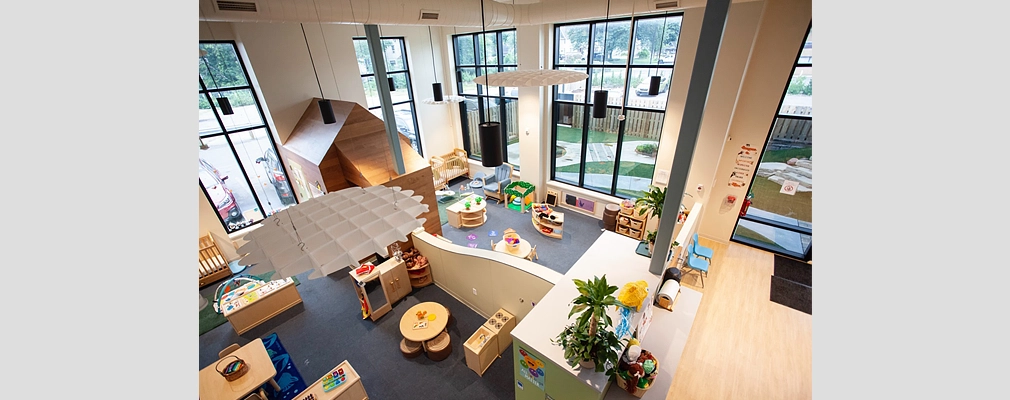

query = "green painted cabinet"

[{"left": 513, "top": 338, "right": 610, "bottom": 400}]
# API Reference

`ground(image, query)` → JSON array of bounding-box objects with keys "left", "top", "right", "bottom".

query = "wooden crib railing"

[{"left": 198, "top": 234, "right": 232, "bottom": 287}]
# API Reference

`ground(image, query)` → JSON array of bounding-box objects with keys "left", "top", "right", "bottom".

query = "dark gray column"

[
  {"left": 649, "top": 0, "right": 730, "bottom": 275},
  {"left": 364, "top": 24, "right": 405, "bottom": 175}
]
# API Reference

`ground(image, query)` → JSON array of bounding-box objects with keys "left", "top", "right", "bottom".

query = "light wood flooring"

[{"left": 665, "top": 239, "right": 812, "bottom": 400}]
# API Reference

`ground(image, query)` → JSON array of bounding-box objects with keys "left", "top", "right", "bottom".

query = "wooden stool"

[
  {"left": 400, "top": 338, "right": 423, "bottom": 359},
  {"left": 424, "top": 331, "right": 452, "bottom": 361}
]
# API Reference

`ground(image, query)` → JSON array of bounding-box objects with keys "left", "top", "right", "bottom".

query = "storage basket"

[
  {"left": 630, "top": 220, "right": 643, "bottom": 229},
  {"left": 215, "top": 355, "right": 248, "bottom": 381},
  {"left": 618, "top": 226, "right": 629, "bottom": 234},
  {"left": 503, "top": 230, "right": 521, "bottom": 253}
]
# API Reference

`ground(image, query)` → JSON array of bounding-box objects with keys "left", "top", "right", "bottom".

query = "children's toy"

[
  {"left": 503, "top": 181, "right": 536, "bottom": 213},
  {"left": 322, "top": 367, "right": 347, "bottom": 392},
  {"left": 615, "top": 344, "right": 659, "bottom": 397},
  {"left": 355, "top": 262, "right": 375, "bottom": 276},
  {"left": 212, "top": 275, "right": 268, "bottom": 314},
  {"left": 618, "top": 280, "right": 650, "bottom": 311},
  {"left": 215, "top": 355, "right": 248, "bottom": 381}
]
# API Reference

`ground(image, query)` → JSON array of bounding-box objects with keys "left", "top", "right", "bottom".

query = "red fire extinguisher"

[{"left": 739, "top": 194, "right": 753, "bottom": 217}]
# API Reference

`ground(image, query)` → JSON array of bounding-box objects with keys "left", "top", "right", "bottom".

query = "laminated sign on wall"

[{"left": 729, "top": 144, "right": 757, "bottom": 188}]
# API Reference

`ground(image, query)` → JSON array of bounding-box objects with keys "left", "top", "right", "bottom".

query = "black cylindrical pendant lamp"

[
  {"left": 432, "top": 83, "right": 444, "bottom": 102},
  {"left": 388, "top": 77, "right": 396, "bottom": 91},
  {"left": 318, "top": 99, "right": 336, "bottom": 124},
  {"left": 217, "top": 97, "right": 234, "bottom": 115},
  {"left": 478, "top": 122, "right": 504, "bottom": 167},
  {"left": 648, "top": 76, "right": 661, "bottom": 96},
  {"left": 592, "top": 90, "right": 608, "bottom": 118}
]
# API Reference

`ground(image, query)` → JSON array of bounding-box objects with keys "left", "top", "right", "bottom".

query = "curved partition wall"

[{"left": 410, "top": 229, "right": 562, "bottom": 323}]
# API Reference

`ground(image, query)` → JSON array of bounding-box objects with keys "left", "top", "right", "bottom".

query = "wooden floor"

[{"left": 665, "top": 239, "right": 812, "bottom": 400}]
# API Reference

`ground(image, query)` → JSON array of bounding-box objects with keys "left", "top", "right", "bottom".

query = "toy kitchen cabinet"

[{"left": 350, "top": 257, "right": 410, "bottom": 322}]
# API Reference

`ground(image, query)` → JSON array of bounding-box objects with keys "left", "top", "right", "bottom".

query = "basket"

[
  {"left": 215, "top": 355, "right": 249, "bottom": 381},
  {"left": 503, "top": 231, "right": 521, "bottom": 253},
  {"left": 615, "top": 373, "right": 656, "bottom": 398}
]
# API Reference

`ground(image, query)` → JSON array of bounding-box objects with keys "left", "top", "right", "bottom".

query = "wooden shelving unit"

[
  {"left": 531, "top": 203, "right": 564, "bottom": 239},
  {"left": 407, "top": 260, "right": 432, "bottom": 288},
  {"left": 616, "top": 209, "right": 648, "bottom": 241}
]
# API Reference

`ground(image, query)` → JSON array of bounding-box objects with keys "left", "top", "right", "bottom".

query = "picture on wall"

[{"left": 564, "top": 194, "right": 596, "bottom": 213}]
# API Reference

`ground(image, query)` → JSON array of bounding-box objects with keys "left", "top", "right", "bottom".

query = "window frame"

[
  {"left": 730, "top": 24, "right": 813, "bottom": 262},
  {"left": 451, "top": 28, "right": 519, "bottom": 168},
  {"left": 353, "top": 36, "right": 423, "bottom": 157},
  {"left": 549, "top": 14, "right": 683, "bottom": 199},
  {"left": 198, "top": 40, "right": 296, "bottom": 234}
]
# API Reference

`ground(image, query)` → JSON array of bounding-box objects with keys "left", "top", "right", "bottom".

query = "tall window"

[
  {"left": 730, "top": 26, "right": 813, "bottom": 261},
  {"left": 353, "top": 37, "right": 423, "bottom": 156},
  {"left": 551, "top": 14, "right": 682, "bottom": 198},
  {"left": 452, "top": 29, "right": 520, "bottom": 170},
  {"left": 199, "top": 41, "right": 296, "bottom": 233}
]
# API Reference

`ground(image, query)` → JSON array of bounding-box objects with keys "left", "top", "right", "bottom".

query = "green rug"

[{"left": 199, "top": 271, "right": 300, "bottom": 335}]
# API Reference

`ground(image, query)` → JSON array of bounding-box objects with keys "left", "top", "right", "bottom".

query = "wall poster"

[
  {"left": 728, "top": 144, "right": 758, "bottom": 188},
  {"left": 518, "top": 346, "right": 545, "bottom": 390}
]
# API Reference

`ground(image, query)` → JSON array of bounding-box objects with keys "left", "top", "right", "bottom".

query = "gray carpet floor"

[
  {"left": 437, "top": 183, "right": 607, "bottom": 275},
  {"left": 199, "top": 264, "right": 516, "bottom": 400}
]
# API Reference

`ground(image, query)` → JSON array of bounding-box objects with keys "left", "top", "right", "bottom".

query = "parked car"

[
  {"left": 255, "top": 149, "right": 297, "bottom": 206},
  {"left": 635, "top": 77, "right": 670, "bottom": 96},
  {"left": 199, "top": 158, "right": 245, "bottom": 227}
]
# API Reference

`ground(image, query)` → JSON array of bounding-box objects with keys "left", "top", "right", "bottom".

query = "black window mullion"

[
  {"left": 610, "top": 117, "right": 627, "bottom": 196},
  {"left": 223, "top": 134, "right": 268, "bottom": 220},
  {"left": 578, "top": 104, "right": 590, "bottom": 187},
  {"left": 201, "top": 90, "right": 227, "bottom": 134}
]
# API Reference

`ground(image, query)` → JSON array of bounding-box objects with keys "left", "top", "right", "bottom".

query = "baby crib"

[{"left": 430, "top": 148, "right": 469, "bottom": 190}]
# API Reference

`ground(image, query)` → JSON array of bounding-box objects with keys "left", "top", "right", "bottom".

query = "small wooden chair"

[
  {"left": 218, "top": 343, "right": 241, "bottom": 359},
  {"left": 525, "top": 245, "right": 538, "bottom": 261}
]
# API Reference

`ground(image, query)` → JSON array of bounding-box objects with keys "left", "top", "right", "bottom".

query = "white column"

[{"left": 516, "top": 24, "right": 547, "bottom": 198}]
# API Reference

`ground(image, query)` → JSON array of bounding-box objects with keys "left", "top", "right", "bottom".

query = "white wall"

[
  {"left": 698, "top": 0, "right": 811, "bottom": 242},
  {"left": 650, "top": 2, "right": 767, "bottom": 242}
]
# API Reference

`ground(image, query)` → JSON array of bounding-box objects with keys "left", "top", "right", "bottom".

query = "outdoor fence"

[
  {"left": 767, "top": 116, "right": 812, "bottom": 151},
  {"left": 464, "top": 101, "right": 520, "bottom": 156}
]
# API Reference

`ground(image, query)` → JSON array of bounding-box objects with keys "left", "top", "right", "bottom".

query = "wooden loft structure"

[{"left": 277, "top": 98, "right": 442, "bottom": 238}]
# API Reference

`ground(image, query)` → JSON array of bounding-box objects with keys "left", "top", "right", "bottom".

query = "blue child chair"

[
  {"left": 682, "top": 238, "right": 710, "bottom": 288},
  {"left": 692, "top": 233, "right": 714, "bottom": 261}
]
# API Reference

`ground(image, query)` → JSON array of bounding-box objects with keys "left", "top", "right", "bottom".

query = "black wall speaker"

[{"left": 478, "top": 122, "right": 504, "bottom": 167}]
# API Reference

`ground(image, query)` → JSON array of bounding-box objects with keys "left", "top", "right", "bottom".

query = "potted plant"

[
  {"left": 465, "top": 201, "right": 471, "bottom": 210},
  {"left": 645, "top": 230, "right": 657, "bottom": 255},
  {"left": 475, "top": 196, "right": 482, "bottom": 205},
  {"left": 635, "top": 185, "right": 666, "bottom": 221},
  {"left": 551, "top": 275, "right": 624, "bottom": 376}
]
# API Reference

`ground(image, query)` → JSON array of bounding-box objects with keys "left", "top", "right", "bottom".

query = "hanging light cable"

[
  {"left": 422, "top": 27, "right": 464, "bottom": 105},
  {"left": 301, "top": 22, "right": 336, "bottom": 124},
  {"left": 592, "top": 0, "right": 612, "bottom": 119},
  {"left": 199, "top": 12, "right": 234, "bottom": 115},
  {"left": 649, "top": 11, "right": 670, "bottom": 96},
  {"left": 477, "top": 0, "right": 503, "bottom": 167}
]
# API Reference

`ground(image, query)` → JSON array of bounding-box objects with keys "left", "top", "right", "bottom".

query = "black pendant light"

[
  {"left": 479, "top": 122, "right": 504, "bottom": 167},
  {"left": 429, "top": 27, "right": 444, "bottom": 102},
  {"left": 648, "top": 76, "right": 661, "bottom": 96},
  {"left": 302, "top": 23, "right": 336, "bottom": 124},
  {"left": 432, "top": 82, "right": 444, "bottom": 102},
  {"left": 216, "top": 97, "right": 234, "bottom": 115},
  {"left": 591, "top": 0, "right": 612, "bottom": 119},
  {"left": 476, "top": 0, "right": 503, "bottom": 167},
  {"left": 648, "top": 13, "right": 669, "bottom": 97},
  {"left": 200, "top": 14, "right": 235, "bottom": 116},
  {"left": 388, "top": 77, "right": 396, "bottom": 91}
]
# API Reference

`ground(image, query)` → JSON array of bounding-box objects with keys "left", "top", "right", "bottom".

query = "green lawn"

[
  {"left": 556, "top": 126, "right": 618, "bottom": 144},
  {"left": 556, "top": 161, "right": 655, "bottom": 179},
  {"left": 762, "top": 147, "right": 812, "bottom": 163},
  {"left": 748, "top": 177, "right": 811, "bottom": 222}
]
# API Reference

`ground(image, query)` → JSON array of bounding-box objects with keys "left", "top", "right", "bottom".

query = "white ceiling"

[{"left": 198, "top": 0, "right": 758, "bottom": 28}]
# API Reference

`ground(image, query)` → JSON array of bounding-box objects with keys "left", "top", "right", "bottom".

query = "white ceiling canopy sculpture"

[
  {"left": 472, "top": 69, "right": 589, "bottom": 87},
  {"left": 237, "top": 185, "right": 428, "bottom": 280}
]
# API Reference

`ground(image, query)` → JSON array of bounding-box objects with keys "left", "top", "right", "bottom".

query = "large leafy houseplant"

[
  {"left": 552, "top": 275, "right": 624, "bottom": 376},
  {"left": 635, "top": 185, "right": 666, "bottom": 221}
]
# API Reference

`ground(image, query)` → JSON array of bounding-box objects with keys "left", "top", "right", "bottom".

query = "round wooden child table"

[
  {"left": 399, "top": 302, "right": 449, "bottom": 342},
  {"left": 495, "top": 238, "right": 532, "bottom": 259}
]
